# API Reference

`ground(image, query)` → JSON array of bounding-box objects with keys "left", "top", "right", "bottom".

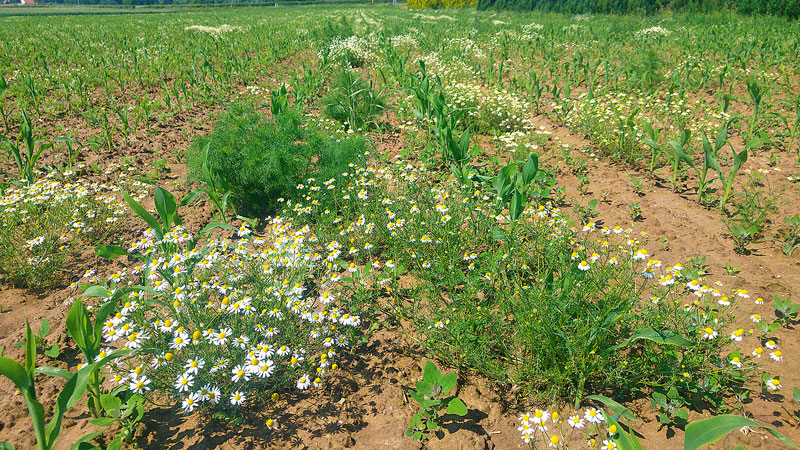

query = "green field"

[{"left": 1, "top": 5, "right": 800, "bottom": 449}]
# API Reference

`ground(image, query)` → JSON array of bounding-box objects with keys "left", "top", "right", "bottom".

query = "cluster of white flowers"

[
  {"left": 636, "top": 26, "right": 672, "bottom": 37},
  {"left": 93, "top": 217, "right": 362, "bottom": 413},
  {"left": 184, "top": 24, "right": 240, "bottom": 37},
  {"left": 325, "top": 36, "right": 377, "bottom": 68}
]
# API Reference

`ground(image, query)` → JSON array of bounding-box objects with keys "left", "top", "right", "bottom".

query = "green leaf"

[
  {"left": 44, "top": 344, "right": 60, "bottom": 359},
  {"left": 69, "top": 430, "right": 104, "bottom": 450},
  {"left": 178, "top": 189, "right": 202, "bottom": 208},
  {"left": 614, "top": 327, "right": 692, "bottom": 350},
  {"left": 415, "top": 381, "right": 432, "bottom": 396},
  {"left": 122, "top": 191, "right": 162, "bottom": 239},
  {"left": 89, "top": 417, "right": 115, "bottom": 427},
  {"left": 38, "top": 318, "right": 50, "bottom": 337},
  {"left": 602, "top": 411, "right": 643, "bottom": 450},
  {"left": 409, "top": 389, "right": 426, "bottom": 405},
  {"left": 154, "top": 186, "right": 177, "bottom": 230},
  {"left": 36, "top": 366, "right": 73, "bottom": 381},
  {"left": 66, "top": 300, "right": 91, "bottom": 357},
  {"left": 440, "top": 373, "right": 457, "bottom": 396},
  {"left": 522, "top": 153, "right": 539, "bottom": 186},
  {"left": 684, "top": 415, "right": 800, "bottom": 450},
  {"left": 0, "top": 356, "right": 30, "bottom": 392},
  {"left": 25, "top": 320, "right": 35, "bottom": 375},
  {"left": 491, "top": 226, "right": 506, "bottom": 241},
  {"left": 422, "top": 361, "right": 440, "bottom": 386},
  {"left": 95, "top": 245, "right": 129, "bottom": 260},
  {"left": 198, "top": 221, "right": 236, "bottom": 237},
  {"left": 585, "top": 395, "right": 636, "bottom": 421},
  {"left": 510, "top": 189, "right": 525, "bottom": 222},
  {"left": 100, "top": 394, "right": 122, "bottom": 414},
  {"left": 82, "top": 286, "right": 113, "bottom": 298},
  {"left": 793, "top": 387, "right": 800, "bottom": 403},
  {"left": 0, "top": 441, "right": 16, "bottom": 450},
  {"left": 446, "top": 397, "right": 467, "bottom": 416}
]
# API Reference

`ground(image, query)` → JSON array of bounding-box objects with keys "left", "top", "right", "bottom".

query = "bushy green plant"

[
  {"left": 189, "top": 103, "right": 367, "bottom": 215},
  {"left": 287, "top": 158, "right": 772, "bottom": 410},
  {"left": 188, "top": 105, "right": 309, "bottom": 214},
  {"left": 323, "top": 70, "right": 386, "bottom": 131}
]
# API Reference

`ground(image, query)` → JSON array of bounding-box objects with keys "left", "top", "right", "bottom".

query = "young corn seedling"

[
  {"left": 707, "top": 134, "right": 766, "bottom": 210},
  {"left": 641, "top": 120, "right": 664, "bottom": 174},
  {"left": 684, "top": 125, "right": 729, "bottom": 203},
  {"left": 13, "top": 319, "right": 59, "bottom": 359},
  {"left": 270, "top": 84, "right": 289, "bottom": 117},
  {"left": 0, "top": 320, "right": 129, "bottom": 450},
  {"left": 0, "top": 110, "right": 52, "bottom": 186},
  {"left": 666, "top": 128, "right": 692, "bottom": 192},
  {"left": 745, "top": 76, "right": 765, "bottom": 138},
  {"left": 0, "top": 75, "right": 11, "bottom": 133}
]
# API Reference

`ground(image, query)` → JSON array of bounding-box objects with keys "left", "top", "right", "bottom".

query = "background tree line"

[{"left": 475, "top": 0, "right": 800, "bottom": 18}]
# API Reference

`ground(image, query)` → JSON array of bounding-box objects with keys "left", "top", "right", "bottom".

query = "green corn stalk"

[
  {"left": 686, "top": 125, "right": 729, "bottom": 203},
  {"left": 22, "top": 73, "right": 41, "bottom": 116},
  {"left": 641, "top": 120, "right": 663, "bottom": 174},
  {"left": 0, "top": 75, "right": 11, "bottom": 133},
  {"left": 270, "top": 85, "right": 289, "bottom": 117},
  {"left": 0, "top": 320, "right": 130, "bottom": 450},
  {"left": 745, "top": 76, "right": 765, "bottom": 138},
  {"left": 666, "top": 128, "right": 691, "bottom": 192},
  {"left": 705, "top": 131, "right": 759, "bottom": 210},
  {"left": 0, "top": 110, "right": 51, "bottom": 185}
]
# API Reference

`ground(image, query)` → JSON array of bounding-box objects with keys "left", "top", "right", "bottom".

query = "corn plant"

[
  {"left": 745, "top": 76, "right": 765, "bottom": 137},
  {"left": 0, "top": 320, "right": 129, "bottom": 450},
  {"left": 66, "top": 296, "right": 136, "bottom": 419},
  {"left": 193, "top": 142, "right": 234, "bottom": 223},
  {"left": 0, "top": 110, "right": 51, "bottom": 186},
  {"left": 52, "top": 135, "right": 82, "bottom": 174},
  {"left": 641, "top": 120, "right": 664, "bottom": 174},
  {"left": 13, "top": 319, "right": 59, "bottom": 359},
  {"left": 0, "top": 75, "right": 11, "bottom": 133},
  {"left": 776, "top": 95, "right": 800, "bottom": 155},
  {"left": 270, "top": 84, "right": 289, "bottom": 117},
  {"left": 666, "top": 128, "right": 692, "bottom": 192},
  {"left": 682, "top": 125, "right": 729, "bottom": 203}
]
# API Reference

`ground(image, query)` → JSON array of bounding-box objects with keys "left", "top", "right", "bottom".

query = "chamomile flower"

[
  {"left": 175, "top": 373, "right": 194, "bottom": 393},
  {"left": 129, "top": 375, "right": 151, "bottom": 394},
  {"left": 184, "top": 358, "right": 205, "bottom": 375},
  {"left": 585, "top": 408, "right": 604, "bottom": 424},
  {"left": 701, "top": 327, "right": 718, "bottom": 340},
  {"left": 568, "top": 415, "right": 584, "bottom": 428},
  {"left": 231, "top": 365, "right": 250, "bottom": 383},
  {"left": 766, "top": 377, "right": 781, "bottom": 391},
  {"left": 730, "top": 329, "right": 744, "bottom": 341},
  {"left": 296, "top": 374, "right": 311, "bottom": 390},
  {"left": 230, "top": 391, "right": 246, "bottom": 405},
  {"left": 182, "top": 392, "right": 201, "bottom": 412}
]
